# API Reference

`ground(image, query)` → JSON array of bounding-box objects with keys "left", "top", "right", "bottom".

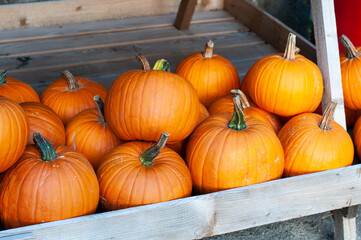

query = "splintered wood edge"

[{"left": 0, "top": 165, "right": 360, "bottom": 239}]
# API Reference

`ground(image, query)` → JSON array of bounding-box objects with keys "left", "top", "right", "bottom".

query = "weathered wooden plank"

[
  {"left": 174, "top": 0, "right": 197, "bottom": 30},
  {"left": 224, "top": 0, "right": 317, "bottom": 63},
  {"left": 0, "top": 165, "right": 360, "bottom": 239},
  {"left": 333, "top": 206, "right": 358, "bottom": 240},
  {"left": 0, "top": 0, "right": 223, "bottom": 30}
]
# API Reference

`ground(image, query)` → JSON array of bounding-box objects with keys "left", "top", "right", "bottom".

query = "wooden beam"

[
  {"left": 332, "top": 206, "right": 358, "bottom": 240},
  {"left": 174, "top": 0, "right": 197, "bottom": 30}
]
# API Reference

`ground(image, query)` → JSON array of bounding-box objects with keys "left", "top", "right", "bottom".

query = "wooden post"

[
  {"left": 333, "top": 206, "right": 358, "bottom": 240},
  {"left": 174, "top": 0, "right": 197, "bottom": 30}
]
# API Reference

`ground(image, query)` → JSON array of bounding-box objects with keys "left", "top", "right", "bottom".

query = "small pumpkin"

[
  {"left": 0, "top": 96, "right": 28, "bottom": 173},
  {"left": 97, "top": 133, "right": 192, "bottom": 210},
  {"left": 0, "top": 133, "right": 99, "bottom": 229},
  {"left": 279, "top": 102, "right": 354, "bottom": 177},
  {"left": 20, "top": 102, "right": 65, "bottom": 146},
  {"left": 40, "top": 70, "right": 107, "bottom": 124},
  {"left": 0, "top": 71, "right": 39, "bottom": 103},
  {"left": 245, "top": 33, "right": 323, "bottom": 117},
  {"left": 186, "top": 96, "right": 284, "bottom": 194},
  {"left": 175, "top": 40, "right": 240, "bottom": 107},
  {"left": 66, "top": 95, "right": 123, "bottom": 170}
]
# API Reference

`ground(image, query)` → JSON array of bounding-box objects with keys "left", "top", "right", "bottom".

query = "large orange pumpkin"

[
  {"left": 0, "top": 71, "right": 39, "bottom": 103},
  {"left": 339, "top": 35, "right": 361, "bottom": 109},
  {"left": 279, "top": 102, "right": 354, "bottom": 177},
  {"left": 175, "top": 40, "right": 240, "bottom": 107},
  {"left": 0, "top": 96, "right": 28, "bottom": 173},
  {"left": 245, "top": 33, "right": 323, "bottom": 117},
  {"left": 105, "top": 56, "right": 200, "bottom": 143},
  {"left": 20, "top": 102, "right": 65, "bottom": 146},
  {"left": 97, "top": 133, "right": 192, "bottom": 210},
  {"left": 0, "top": 133, "right": 99, "bottom": 228},
  {"left": 186, "top": 96, "right": 284, "bottom": 194},
  {"left": 40, "top": 70, "right": 107, "bottom": 124},
  {"left": 66, "top": 95, "right": 123, "bottom": 170},
  {"left": 208, "top": 89, "right": 282, "bottom": 133}
]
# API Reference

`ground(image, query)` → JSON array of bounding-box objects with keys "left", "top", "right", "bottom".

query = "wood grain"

[{"left": 174, "top": 0, "right": 197, "bottom": 30}]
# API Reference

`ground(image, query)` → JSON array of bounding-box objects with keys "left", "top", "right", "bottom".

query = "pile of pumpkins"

[{"left": 0, "top": 32, "right": 359, "bottom": 229}]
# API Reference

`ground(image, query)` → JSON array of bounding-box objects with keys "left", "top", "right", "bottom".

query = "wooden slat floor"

[{"left": 0, "top": 10, "right": 278, "bottom": 94}]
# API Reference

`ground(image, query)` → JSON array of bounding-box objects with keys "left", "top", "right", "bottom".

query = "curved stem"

[
  {"left": 0, "top": 71, "right": 7, "bottom": 86},
  {"left": 94, "top": 95, "right": 105, "bottom": 123},
  {"left": 228, "top": 96, "right": 247, "bottom": 130},
  {"left": 203, "top": 40, "right": 214, "bottom": 58},
  {"left": 319, "top": 102, "right": 337, "bottom": 130},
  {"left": 231, "top": 89, "right": 250, "bottom": 109},
  {"left": 62, "top": 70, "right": 79, "bottom": 90},
  {"left": 139, "top": 133, "right": 169, "bottom": 166},
  {"left": 283, "top": 33, "right": 296, "bottom": 60},
  {"left": 340, "top": 35, "right": 360, "bottom": 59},
  {"left": 136, "top": 54, "right": 151, "bottom": 71},
  {"left": 33, "top": 133, "right": 58, "bottom": 162}
]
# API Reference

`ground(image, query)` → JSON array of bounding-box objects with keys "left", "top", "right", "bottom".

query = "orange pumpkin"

[
  {"left": 105, "top": 56, "right": 200, "bottom": 143},
  {"left": 0, "top": 133, "right": 99, "bottom": 228},
  {"left": 97, "top": 133, "right": 192, "bottom": 210},
  {"left": 175, "top": 40, "right": 240, "bottom": 107},
  {"left": 352, "top": 114, "right": 361, "bottom": 160},
  {"left": 339, "top": 35, "right": 361, "bottom": 109},
  {"left": 20, "top": 102, "right": 65, "bottom": 146},
  {"left": 245, "top": 33, "right": 323, "bottom": 117},
  {"left": 0, "top": 96, "right": 28, "bottom": 173},
  {"left": 279, "top": 102, "right": 354, "bottom": 177},
  {"left": 66, "top": 95, "right": 123, "bottom": 170},
  {"left": 40, "top": 70, "right": 107, "bottom": 124},
  {"left": 208, "top": 89, "right": 282, "bottom": 133},
  {"left": 186, "top": 96, "right": 284, "bottom": 194},
  {"left": 0, "top": 71, "right": 39, "bottom": 103}
]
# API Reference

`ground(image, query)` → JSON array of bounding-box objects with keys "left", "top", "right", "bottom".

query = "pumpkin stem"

[
  {"left": 94, "top": 95, "right": 105, "bottom": 123},
  {"left": 62, "top": 70, "right": 79, "bottom": 91},
  {"left": 139, "top": 133, "right": 169, "bottom": 166},
  {"left": 295, "top": 47, "right": 300, "bottom": 55},
  {"left": 231, "top": 89, "right": 250, "bottom": 109},
  {"left": 228, "top": 96, "right": 247, "bottom": 130},
  {"left": 33, "top": 133, "right": 58, "bottom": 162},
  {"left": 0, "top": 71, "right": 7, "bottom": 86},
  {"left": 153, "top": 59, "right": 170, "bottom": 72},
  {"left": 283, "top": 33, "right": 296, "bottom": 60},
  {"left": 319, "top": 102, "right": 337, "bottom": 130},
  {"left": 203, "top": 40, "right": 214, "bottom": 58},
  {"left": 136, "top": 54, "right": 151, "bottom": 71},
  {"left": 340, "top": 35, "right": 360, "bottom": 59}
]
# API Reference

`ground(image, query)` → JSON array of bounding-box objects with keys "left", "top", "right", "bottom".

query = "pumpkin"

[
  {"left": 40, "top": 70, "right": 107, "bottom": 124},
  {"left": 97, "top": 133, "right": 192, "bottom": 210},
  {"left": 339, "top": 35, "right": 361, "bottom": 109},
  {"left": 175, "top": 40, "right": 240, "bottom": 107},
  {"left": 245, "top": 33, "right": 323, "bottom": 117},
  {"left": 315, "top": 102, "right": 360, "bottom": 128},
  {"left": 105, "top": 56, "right": 200, "bottom": 143},
  {"left": 279, "top": 102, "right": 354, "bottom": 177},
  {"left": 66, "top": 95, "right": 123, "bottom": 170},
  {"left": 186, "top": 96, "right": 284, "bottom": 194},
  {"left": 0, "top": 96, "right": 28, "bottom": 173},
  {"left": 0, "top": 133, "right": 99, "bottom": 228},
  {"left": 208, "top": 89, "right": 282, "bottom": 133},
  {"left": 0, "top": 71, "right": 39, "bottom": 103},
  {"left": 20, "top": 102, "right": 65, "bottom": 146},
  {"left": 352, "top": 114, "right": 361, "bottom": 160}
]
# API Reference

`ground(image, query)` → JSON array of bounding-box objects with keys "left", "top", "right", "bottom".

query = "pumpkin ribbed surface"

[{"left": 0, "top": 77, "right": 39, "bottom": 103}]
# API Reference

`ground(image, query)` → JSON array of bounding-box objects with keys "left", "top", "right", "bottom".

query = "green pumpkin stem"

[
  {"left": 340, "top": 35, "right": 360, "bottom": 59},
  {"left": 94, "top": 95, "right": 105, "bottom": 123},
  {"left": 62, "top": 70, "right": 79, "bottom": 90},
  {"left": 228, "top": 96, "right": 247, "bottom": 130},
  {"left": 33, "top": 133, "right": 58, "bottom": 162},
  {"left": 153, "top": 59, "right": 170, "bottom": 72},
  {"left": 231, "top": 89, "right": 250, "bottom": 109},
  {"left": 319, "top": 102, "right": 337, "bottom": 131},
  {"left": 0, "top": 71, "right": 7, "bottom": 86},
  {"left": 283, "top": 33, "right": 296, "bottom": 60},
  {"left": 139, "top": 133, "right": 169, "bottom": 166},
  {"left": 136, "top": 54, "right": 151, "bottom": 71},
  {"left": 203, "top": 40, "right": 214, "bottom": 58}
]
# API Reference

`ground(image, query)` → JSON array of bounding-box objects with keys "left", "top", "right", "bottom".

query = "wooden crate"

[{"left": 0, "top": 0, "right": 356, "bottom": 239}]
